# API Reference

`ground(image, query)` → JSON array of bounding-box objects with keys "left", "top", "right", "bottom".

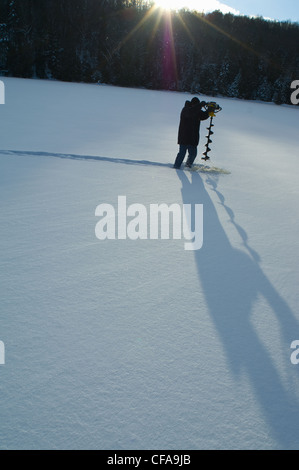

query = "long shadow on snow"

[
  {"left": 177, "top": 169, "right": 299, "bottom": 449},
  {"left": 0, "top": 150, "right": 172, "bottom": 168}
]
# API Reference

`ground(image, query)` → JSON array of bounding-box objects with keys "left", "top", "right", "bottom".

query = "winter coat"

[{"left": 177, "top": 100, "right": 209, "bottom": 146}]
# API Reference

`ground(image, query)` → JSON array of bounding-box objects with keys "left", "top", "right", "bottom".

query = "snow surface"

[{"left": 0, "top": 77, "right": 299, "bottom": 450}]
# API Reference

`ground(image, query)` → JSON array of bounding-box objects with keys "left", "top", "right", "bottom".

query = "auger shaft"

[
  {"left": 202, "top": 115, "right": 214, "bottom": 161},
  {"left": 201, "top": 102, "right": 222, "bottom": 161}
]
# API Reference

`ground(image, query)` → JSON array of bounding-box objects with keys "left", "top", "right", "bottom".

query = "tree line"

[{"left": 0, "top": 0, "right": 298, "bottom": 104}]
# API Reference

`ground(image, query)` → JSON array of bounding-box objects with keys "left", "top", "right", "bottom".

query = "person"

[{"left": 173, "top": 97, "right": 210, "bottom": 169}]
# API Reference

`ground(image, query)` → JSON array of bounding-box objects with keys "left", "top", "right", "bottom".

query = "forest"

[{"left": 0, "top": 0, "right": 298, "bottom": 104}]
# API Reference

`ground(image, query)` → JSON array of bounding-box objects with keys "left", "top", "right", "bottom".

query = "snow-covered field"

[{"left": 0, "top": 77, "right": 298, "bottom": 450}]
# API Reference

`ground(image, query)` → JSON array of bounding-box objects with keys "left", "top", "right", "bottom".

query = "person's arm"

[{"left": 189, "top": 102, "right": 210, "bottom": 121}]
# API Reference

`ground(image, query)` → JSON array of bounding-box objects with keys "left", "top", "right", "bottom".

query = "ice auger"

[{"left": 202, "top": 102, "right": 222, "bottom": 161}]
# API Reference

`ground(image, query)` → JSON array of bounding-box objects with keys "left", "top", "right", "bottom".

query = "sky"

[
  {"left": 222, "top": 0, "right": 299, "bottom": 22},
  {"left": 154, "top": 0, "right": 299, "bottom": 23}
]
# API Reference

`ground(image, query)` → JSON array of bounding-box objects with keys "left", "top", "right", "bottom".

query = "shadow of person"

[{"left": 176, "top": 168, "right": 299, "bottom": 449}]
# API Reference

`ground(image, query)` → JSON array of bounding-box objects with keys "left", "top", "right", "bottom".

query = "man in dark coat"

[{"left": 173, "top": 97, "right": 209, "bottom": 169}]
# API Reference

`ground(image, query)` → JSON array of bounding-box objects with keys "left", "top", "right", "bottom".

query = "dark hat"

[{"left": 191, "top": 97, "right": 200, "bottom": 105}]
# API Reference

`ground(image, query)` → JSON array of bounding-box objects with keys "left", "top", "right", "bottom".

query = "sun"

[
  {"left": 154, "top": 0, "right": 184, "bottom": 11},
  {"left": 154, "top": 0, "right": 240, "bottom": 14},
  {"left": 154, "top": 0, "right": 212, "bottom": 13},
  {"left": 154, "top": 0, "right": 191, "bottom": 11}
]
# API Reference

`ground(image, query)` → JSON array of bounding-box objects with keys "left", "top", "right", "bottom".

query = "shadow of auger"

[
  {"left": 205, "top": 174, "right": 261, "bottom": 263},
  {"left": 0, "top": 149, "right": 173, "bottom": 169}
]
